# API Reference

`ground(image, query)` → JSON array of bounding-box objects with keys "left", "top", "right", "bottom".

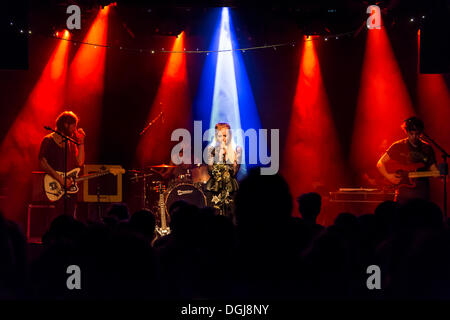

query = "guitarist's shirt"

[
  {"left": 38, "top": 135, "right": 78, "bottom": 172},
  {"left": 386, "top": 138, "right": 436, "bottom": 169},
  {"left": 386, "top": 138, "right": 436, "bottom": 202}
]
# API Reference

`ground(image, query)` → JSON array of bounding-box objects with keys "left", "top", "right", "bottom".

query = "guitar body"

[
  {"left": 43, "top": 166, "right": 125, "bottom": 202},
  {"left": 385, "top": 160, "right": 428, "bottom": 189},
  {"left": 44, "top": 168, "right": 81, "bottom": 202}
]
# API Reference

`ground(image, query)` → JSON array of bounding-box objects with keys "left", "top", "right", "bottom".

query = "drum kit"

[{"left": 128, "top": 163, "right": 210, "bottom": 236}]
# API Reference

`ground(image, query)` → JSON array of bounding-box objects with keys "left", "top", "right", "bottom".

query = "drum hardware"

[
  {"left": 142, "top": 172, "right": 149, "bottom": 211},
  {"left": 129, "top": 173, "right": 155, "bottom": 182},
  {"left": 128, "top": 169, "right": 159, "bottom": 210},
  {"left": 173, "top": 171, "right": 192, "bottom": 184},
  {"left": 126, "top": 165, "right": 208, "bottom": 233},
  {"left": 151, "top": 180, "right": 166, "bottom": 193}
]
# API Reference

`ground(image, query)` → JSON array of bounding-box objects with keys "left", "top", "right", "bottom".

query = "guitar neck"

[
  {"left": 408, "top": 170, "right": 441, "bottom": 179},
  {"left": 160, "top": 193, "right": 167, "bottom": 229},
  {"left": 75, "top": 171, "right": 110, "bottom": 182}
]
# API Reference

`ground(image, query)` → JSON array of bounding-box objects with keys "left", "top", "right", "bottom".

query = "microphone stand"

[
  {"left": 221, "top": 148, "right": 227, "bottom": 216},
  {"left": 97, "top": 184, "right": 102, "bottom": 222},
  {"left": 139, "top": 112, "right": 163, "bottom": 136},
  {"left": 44, "top": 126, "right": 79, "bottom": 216},
  {"left": 422, "top": 132, "right": 449, "bottom": 219}
]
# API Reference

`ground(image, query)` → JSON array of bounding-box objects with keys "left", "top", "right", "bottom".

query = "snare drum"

[{"left": 164, "top": 183, "right": 207, "bottom": 215}]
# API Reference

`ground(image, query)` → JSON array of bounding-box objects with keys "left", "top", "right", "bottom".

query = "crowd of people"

[{"left": 0, "top": 168, "right": 449, "bottom": 300}]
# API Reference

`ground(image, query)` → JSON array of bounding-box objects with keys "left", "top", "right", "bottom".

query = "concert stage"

[{"left": 0, "top": 0, "right": 449, "bottom": 302}]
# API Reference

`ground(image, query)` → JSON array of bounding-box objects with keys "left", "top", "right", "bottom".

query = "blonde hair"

[
  {"left": 215, "top": 123, "right": 230, "bottom": 130},
  {"left": 208, "top": 122, "right": 241, "bottom": 164},
  {"left": 214, "top": 122, "right": 231, "bottom": 142}
]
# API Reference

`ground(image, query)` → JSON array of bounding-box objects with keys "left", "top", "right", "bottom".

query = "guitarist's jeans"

[
  {"left": 396, "top": 179, "right": 430, "bottom": 206},
  {"left": 53, "top": 194, "right": 77, "bottom": 220}
]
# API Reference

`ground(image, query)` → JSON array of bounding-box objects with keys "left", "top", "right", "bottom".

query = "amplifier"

[
  {"left": 330, "top": 188, "right": 395, "bottom": 202},
  {"left": 83, "top": 164, "right": 124, "bottom": 203},
  {"left": 27, "top": 204, "right": 56, "bottom": 241},
  {"left": 320, "top": 189, "right": 396, "bottom": 226},
  {"left": 31, "top": 171, "right": 48, "bottom": 202}
]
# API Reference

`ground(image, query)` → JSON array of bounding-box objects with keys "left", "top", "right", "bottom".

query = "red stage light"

[
  {"left": 66, "top": 7, "right": 110, "bottom": 161},
  {"left": 350, "top": 25, "right": 414, "bottom": 186},
  {"left": 136, "top": 31, "right": 192, "bottom": 166},
  {"left": 282, "top": 38, "right": 345, "bottom": 223},
  {"left": 0, "top": 36, "right": 70, "bottom": 222},
  {"left": 63, "top": 30, "right": 70, "bottom": 40}
]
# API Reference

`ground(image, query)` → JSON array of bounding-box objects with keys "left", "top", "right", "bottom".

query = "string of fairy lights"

[{"left": 6, "top": 13, "right": 426, "bottom": 55}]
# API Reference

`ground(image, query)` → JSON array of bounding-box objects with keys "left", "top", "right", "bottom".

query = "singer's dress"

[{"left": 205, "top": 146, "right": 240, "bottom": 223}]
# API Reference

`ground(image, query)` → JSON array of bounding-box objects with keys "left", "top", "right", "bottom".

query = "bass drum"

[{"left": 165, "top": 183, "right": 207, "bottom": 214}]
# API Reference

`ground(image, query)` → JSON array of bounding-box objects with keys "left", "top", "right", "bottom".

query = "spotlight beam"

[{"left": 209, "top": 8, "right": 245, "bottom": 176}]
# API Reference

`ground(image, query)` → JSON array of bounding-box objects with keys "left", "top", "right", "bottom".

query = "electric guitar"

[
  {"left": 384, "top": 160, "right": 442, "bottom": 189},
  {"left": 44, "top": 167, "right": 125, "bottom": 201},
  {"left": 155, "top": 181, "right": 171, "bottom": 237}
]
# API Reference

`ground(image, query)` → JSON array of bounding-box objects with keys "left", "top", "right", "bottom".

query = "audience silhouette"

[{"left": 0, "top": 167, "right": 448, "bottom": 300}]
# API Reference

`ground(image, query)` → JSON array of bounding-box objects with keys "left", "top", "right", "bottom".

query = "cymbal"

[{"left": 149, "top": 164, "right": 176, "bottom": 168}]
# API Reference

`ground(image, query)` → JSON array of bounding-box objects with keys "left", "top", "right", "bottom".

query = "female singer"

[{"left": 205, "top": 123, "right": 242, "bottom": 222}]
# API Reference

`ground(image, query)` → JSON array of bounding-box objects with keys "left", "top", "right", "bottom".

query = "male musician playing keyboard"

[{"left": 377, "top": 117, "right": 438, "bottom": 204}]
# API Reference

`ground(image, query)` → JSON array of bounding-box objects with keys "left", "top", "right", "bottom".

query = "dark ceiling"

[{"left": 7, "top": 0, "right": 443, "bottom": 36}]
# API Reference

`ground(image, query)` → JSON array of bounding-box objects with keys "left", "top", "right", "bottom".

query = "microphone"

[
  {"left": 221, "top": 141, "right": 226, "bottom": 163},
  {"left": 44, "top": 126, "right": 52, "bottom": 131}
]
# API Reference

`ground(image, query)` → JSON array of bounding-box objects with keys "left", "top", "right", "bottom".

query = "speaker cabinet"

[
  {"left": 83, "top": 164, "right": 124, "bottom": 203},
  {"left": 31, "top": 171, "right": 48, "bottom": 202},
  {"left": 27, "top": 204, "right": 56, "bottom": 241}
]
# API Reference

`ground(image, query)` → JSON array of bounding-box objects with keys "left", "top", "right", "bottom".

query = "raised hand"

[{"left": 76, "top": 128, "right": 86, "bottom": 144}]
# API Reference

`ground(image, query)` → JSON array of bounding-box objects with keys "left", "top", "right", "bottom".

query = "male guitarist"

[
  {"left": 377, "top": 116, "right": 438, "bottom": 204},
  {"left": 39, "top": 111, "right": 85, "bottom": 217}
]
